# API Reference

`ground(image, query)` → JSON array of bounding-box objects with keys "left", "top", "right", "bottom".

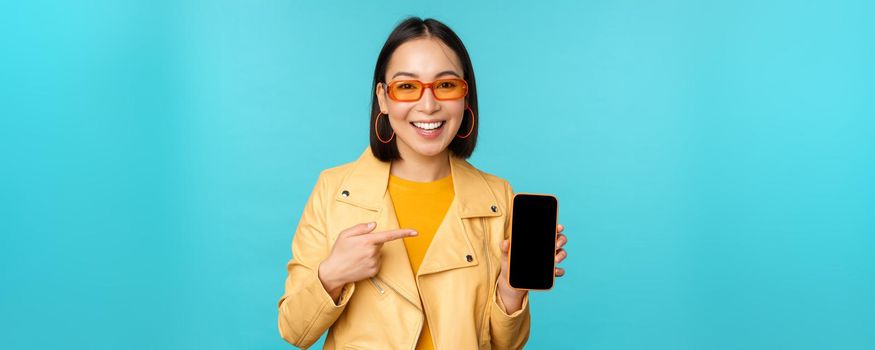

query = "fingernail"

[
  {"left": 409, "top": 230, "right": 418, "bottom": 236},
  {"left": 368, "top": 222, "right": 376, "bottom": 229}
]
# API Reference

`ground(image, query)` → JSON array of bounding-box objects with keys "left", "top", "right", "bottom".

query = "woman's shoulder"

[
  {"left": 472, "top": 165, "right": 511, "bottom": 189},
  {"left": 313, "top": 159, "right": 357, "bottom": 189},
  {"left": 478, "top": 169, "right": 514, "bottom": 202},
  {"left": 460, "top": 158, "right": 514, "bottom": 203}
]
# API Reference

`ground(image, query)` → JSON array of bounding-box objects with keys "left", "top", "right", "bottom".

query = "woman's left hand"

[{"left": 496, "top": 224, "right": 567, "bottom": 313}]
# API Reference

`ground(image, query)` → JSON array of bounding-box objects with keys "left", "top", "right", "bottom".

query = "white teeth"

[{"left": 412, "top": 121, "right": 444, "bottom": 130}]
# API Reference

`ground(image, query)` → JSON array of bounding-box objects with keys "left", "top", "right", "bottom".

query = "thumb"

[{"left": 500, "top": 239, "right": 509, "bottom": 255}]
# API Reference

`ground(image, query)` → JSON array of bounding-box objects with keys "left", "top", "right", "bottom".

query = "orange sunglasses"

[{"left": 383, "top": 78, "right": 469, "bottom": 102}]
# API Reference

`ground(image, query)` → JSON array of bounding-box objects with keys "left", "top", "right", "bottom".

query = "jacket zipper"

[
  {"left": 369, "top": 276, "right": 385, "bottom": 294},
  {"left": 481, "top": 217, "right": 493, "bottom": 345},
  {"left": 482, "top": 217, "right": 492, "bottom": 284},
  {"left": 373, "top": 275, "right": 421, "bottom": 349}
]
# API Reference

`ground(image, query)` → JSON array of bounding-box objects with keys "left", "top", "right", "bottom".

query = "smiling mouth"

[{"left": 410, "top": 121, "right": 446, "bottom": 130}]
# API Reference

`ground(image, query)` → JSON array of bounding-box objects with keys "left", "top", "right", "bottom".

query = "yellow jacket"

[{"left": 278, "top": 146, "right": 531, "bottom": 349}]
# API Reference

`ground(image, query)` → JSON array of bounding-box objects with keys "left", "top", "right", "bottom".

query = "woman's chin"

[{"left": 399, "top": 137, "right": 449, "bottom": 158}]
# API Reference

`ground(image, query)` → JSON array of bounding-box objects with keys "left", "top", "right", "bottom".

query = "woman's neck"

[{"left": 390, "top": 144, "right": 451, "bottom": 182}]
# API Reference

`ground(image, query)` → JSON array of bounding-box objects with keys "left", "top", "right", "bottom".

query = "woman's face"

[{"left": 376, "top": 37, "right": 467, "bottom": 159}]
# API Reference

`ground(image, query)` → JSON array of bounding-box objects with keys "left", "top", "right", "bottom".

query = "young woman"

[{"left": 278, "top": 17, "right": 569, "bottom": 349}]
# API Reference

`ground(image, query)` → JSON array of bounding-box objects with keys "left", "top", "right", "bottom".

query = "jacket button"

[
  {"left": 466, "top": 255, "right": 473, "bottom": 262},
  {"left": 490, "top": 205, "right": 497, "bottom": 212},
  {"left": 341, "top": 190, "right": 349, "bottom": 197}
]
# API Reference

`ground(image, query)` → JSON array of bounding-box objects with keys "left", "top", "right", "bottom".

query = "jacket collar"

[{"left": 335, "top": 146, "right": 502, "bottom": 218}]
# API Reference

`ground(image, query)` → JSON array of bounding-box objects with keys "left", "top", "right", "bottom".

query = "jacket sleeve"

[
  {"left": 488, "top": 181, "right": 532, "bottom": 349},
  {"left": 278, "top": 172, "right": 356, "bottom": 348}
]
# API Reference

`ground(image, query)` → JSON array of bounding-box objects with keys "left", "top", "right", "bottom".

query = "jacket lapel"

[
  {"left": 334, "top": 146, "right": 503, "bottom": 308},
  {"left": 417, "top": 149, "right": 503, "bottom": 276}
]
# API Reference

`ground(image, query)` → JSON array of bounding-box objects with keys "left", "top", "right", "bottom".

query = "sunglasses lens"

[
  {"left": 433, "top": 79, "right": 468, "bottom": 100},
  {"left": 389, "top": 81, "right": 423, "bottom": 101}
]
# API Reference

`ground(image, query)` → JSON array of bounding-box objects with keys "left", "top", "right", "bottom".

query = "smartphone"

[{"left": 508, "top": 193, "right": 559, "bottom": 290}]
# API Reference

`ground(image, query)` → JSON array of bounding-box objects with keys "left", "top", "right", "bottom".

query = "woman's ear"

[{"left": 375, "top": 83, "right": 388, "bottom": 113}]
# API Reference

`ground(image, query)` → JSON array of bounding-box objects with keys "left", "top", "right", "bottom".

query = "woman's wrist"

[
  {"left": 318, "top": 260, "right": 345, "bottom": 302},
  {"left": 496, "top": 277, "right": 527, "bottom": 313}
]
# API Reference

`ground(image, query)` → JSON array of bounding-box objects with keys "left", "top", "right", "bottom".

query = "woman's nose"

[{"left": 417, "top": 87, "right": 440, "bottom": 114}]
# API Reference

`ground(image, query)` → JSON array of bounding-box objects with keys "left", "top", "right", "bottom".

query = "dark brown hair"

[{"left": 370, "top": 17, "right": 478, "bottom": 161}]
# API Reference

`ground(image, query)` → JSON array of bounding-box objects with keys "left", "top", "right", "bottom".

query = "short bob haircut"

[{"left": 370, "top": 17, "right": 478, "bottom": 161}]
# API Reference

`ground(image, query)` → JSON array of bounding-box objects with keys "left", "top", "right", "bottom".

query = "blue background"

[{"left": 2, "top": 0, "right": 873, "bottom": 349}]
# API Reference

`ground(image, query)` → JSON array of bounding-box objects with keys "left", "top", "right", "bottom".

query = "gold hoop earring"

[
  {"left": 374, "top": 112, "right": 395, "bottom": 144},
  {"left": 456, "top": 106, "right": 475, "bottom": 139}
]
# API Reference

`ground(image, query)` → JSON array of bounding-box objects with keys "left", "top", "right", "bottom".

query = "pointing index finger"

[{"left": 368, "top": 229, "right": 418, "bottom": 245}]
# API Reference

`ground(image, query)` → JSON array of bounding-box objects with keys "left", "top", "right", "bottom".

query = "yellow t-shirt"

[{"left": 388, "top": 172, "right": 454, "bottom": 350}]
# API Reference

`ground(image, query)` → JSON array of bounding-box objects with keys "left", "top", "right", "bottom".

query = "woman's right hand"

[{"left": 318, "top": 222, "right": 417, "bottom": 302}]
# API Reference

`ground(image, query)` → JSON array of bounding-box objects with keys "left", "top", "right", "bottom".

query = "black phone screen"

[{"left": 508, "top": 194, "right": 558, "bottom": 290}]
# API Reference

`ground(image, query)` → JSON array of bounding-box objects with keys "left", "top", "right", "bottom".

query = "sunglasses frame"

[{"left": 382, "top": 78, "right": 469, "bottom": 102}]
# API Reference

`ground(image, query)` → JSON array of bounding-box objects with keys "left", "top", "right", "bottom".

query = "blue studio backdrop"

[{"left": 1, "top": 1, "right": 873, "bottom": 349}]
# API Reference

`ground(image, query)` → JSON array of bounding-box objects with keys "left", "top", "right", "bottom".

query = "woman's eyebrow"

[{"left": 391, "top": 70, "right": 461, "bottom": 79}]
